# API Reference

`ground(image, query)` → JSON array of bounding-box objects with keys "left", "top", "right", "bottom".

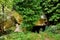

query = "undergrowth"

[{"left": 0, "top": 31, "right": 60, "bottom": 40}]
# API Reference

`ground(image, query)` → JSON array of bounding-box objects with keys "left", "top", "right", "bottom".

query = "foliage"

[
  {"left": 40, "top": 0, "right": 60, "bottom": 24},
  {"left": 0, "top": 32, "right": 60, "bottom": 40},
  {"left": 0, "top": 0, "right": 14, "bottom": 9},
  {"left": 0, "top": 0, "right": 60, "bottom": 30},
  {"left": 14, "top": 0, "right": 42, "bottom": 29},
  {"left": 45, "top": 23, "right": 60, "bottom": 34},
  {"left": 0, "top": 1, "right": 60, "bottom": 40},
  {"left": 13, "top": 0, "right": 60, "bottom": 29},
  {"left": 0, "top": 0, "right": 14, "bottom": 23}
]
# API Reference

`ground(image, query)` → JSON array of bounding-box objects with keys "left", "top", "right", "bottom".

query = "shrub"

[
  {"left": 40, "top": 0, "right": 60, "bottom": 24},
  {"left": 13, "top": 0, "right": 42, "bottom": 30},
  {"left": 45, "top": 23, "right": 60, "bottom": 34}
]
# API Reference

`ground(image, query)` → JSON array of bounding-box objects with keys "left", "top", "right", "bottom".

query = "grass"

[
  {"left": 0, "top": 31, "right": 60, "bottom": 40},
  {"left": 0, "top": 26, "right": 60, "bottom": 40}
]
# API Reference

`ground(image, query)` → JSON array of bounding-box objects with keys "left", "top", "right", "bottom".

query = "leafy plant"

[
  {"left": 45, "top": 23, "right": 60, "bottom": 34},
  {"left": 14, "top": 0, "right": 42, "bottom": 30},
  {"left": 40, "top": 0, "right": 60, "bottom": 24}
]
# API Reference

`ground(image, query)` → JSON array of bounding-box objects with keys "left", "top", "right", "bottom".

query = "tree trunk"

[{"left": 2, "top": 4, "right": 4, "bottom": 13}]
